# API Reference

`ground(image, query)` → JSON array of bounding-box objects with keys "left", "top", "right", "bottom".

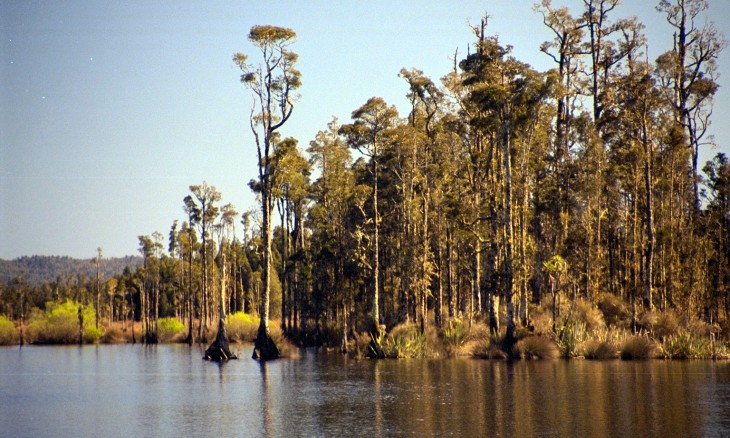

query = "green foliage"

[
  {"left": 26, "top": 300, "right": 100, "bottom": 344},
  {"left": 157, "top": 317, "right": 186, "bottom": 343},
  {"left": 442, "top": 319, "right": 469, "bottom": 350},
  {"left": 227, "top": 312, "right": 260, "bottom": 342},
  {"left": 557, "top": 320, "right": 587, "bottom": 358},
  {"left": 0, "top": 315, "right": 18, "bottom": 345},
  {"left": 662, "top": 331, "right": 713, "bottom": 359},
  {"left": 382, "top": 323, "right": 429, "bottom": 358}
]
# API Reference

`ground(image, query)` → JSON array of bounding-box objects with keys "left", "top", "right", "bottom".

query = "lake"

[{"left": 1, "top": 345, "right": 729, "bottom": 437}]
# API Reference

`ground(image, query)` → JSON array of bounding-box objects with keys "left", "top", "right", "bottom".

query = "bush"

[
  {"left": 620, "top": 334, "right": 657, "bottom": 359},
  {"left": 454, "top": 322, "right": 493, "bottom": 358},
  {"left": 596, "top": 293, "right": 631, "bottom": 328},
  {"left": 157, "top": 317, "right": 186, "bottom": 343},
  {"left": 27, "top": 300, "right": 100, "bottom": 344},
  {"left": 639, "top": 310, "right": 679, "bottom": 340},
  {"left": 572, "top": 299, "right": 606, "bottom": 332},
  {"left": 0, "top": 315, "right": 18, "bottom": 345},
  {"left": 515, "top": 335, "right": 560, "bottom": 359},
  {"left": 227, "top": 312, "right": 260, "bottom": 342}
]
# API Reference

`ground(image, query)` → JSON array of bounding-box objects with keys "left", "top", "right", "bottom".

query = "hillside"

[{"left": 0, "top": 255, "right": 143, "bottom": 285}]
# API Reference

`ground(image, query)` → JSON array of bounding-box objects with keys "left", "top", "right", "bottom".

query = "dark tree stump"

[
  {"left": 252, "top": 325, "right": 280, "bottom": 361},
  {"left": 204, "top": 318, "right": 237, "bottom": 362}
]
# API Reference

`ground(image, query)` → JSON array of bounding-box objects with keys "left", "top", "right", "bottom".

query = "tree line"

[{"left": 2, "top": 0, "right": 729, "bottom": 357}]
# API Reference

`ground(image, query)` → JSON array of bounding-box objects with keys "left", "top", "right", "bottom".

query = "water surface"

[{"left": 1, "top": 345, "right": 729, "bottom": 437}]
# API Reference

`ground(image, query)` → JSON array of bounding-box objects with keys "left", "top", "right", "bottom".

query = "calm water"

[{"left": 1, "top": 345, "right": 729, "bottom": 437}]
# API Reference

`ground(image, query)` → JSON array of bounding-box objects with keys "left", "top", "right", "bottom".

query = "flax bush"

[
  {"left": 383, "top": 323, "right": 429, "bottom": 358},
  {"left": 662, "top": 331, "right": 713, "bottom": 359}
]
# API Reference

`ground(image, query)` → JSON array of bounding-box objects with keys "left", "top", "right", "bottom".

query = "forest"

[{"left": 2, "top": 0, "right": 729, "bottom": 360}]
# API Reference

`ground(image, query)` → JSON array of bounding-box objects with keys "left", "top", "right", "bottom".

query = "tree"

[
  {"left": 235, "top": 25, "right": 301, "bottom": 361},
  {"left": 460, "top": 17, "right": 550, "bottom": 352},
  {"left": 204, "top": 203, "right": 239, "bottom": 361},
  {"left": 94, "top": 247, "right": 103, "bottom": 329},
  {"left": 656, "top": 0, "right": 725, "bottom": 213},
  {"left": 184, "top": 182, "right": 221, "bottom": 342},
  {"left": 340, "top": 97, "right": 399, "bottom": 353}
]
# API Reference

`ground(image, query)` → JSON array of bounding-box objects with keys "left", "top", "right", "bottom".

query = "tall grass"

[
  {"left": 515, "top": 335, "right": 560, "bottom": 359},
  {"left": 579, "top": 339, "right": 619, "bottom": 359},
  {"left": 662, "top": 331, "right": 713, "bottom": 359},
  {"left": 619, "top": 334, "right": 658, "bottom": 359}
]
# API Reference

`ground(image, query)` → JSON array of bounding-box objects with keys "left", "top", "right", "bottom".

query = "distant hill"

[{"left": 0, "top": 255, "right": 143, "bottom": 285}]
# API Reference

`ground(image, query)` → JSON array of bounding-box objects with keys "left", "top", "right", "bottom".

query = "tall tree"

[
  {"left": 460, "top": 18, "right": 550, "bottom": 352},
  {"left": 185, "top": 182, "right": 221, "bottom": 342},
  {"left": 234, "top": 25, "right": 301, "bottom": 361},
  {"left": 340, "top": 97, "right": 399, "bottom": 349},
  {"left": 656, "top": 0, "right": 725, "bottom": 213},
  {"left": 205, "top": 203, "right": 239, "bottom": 361}
]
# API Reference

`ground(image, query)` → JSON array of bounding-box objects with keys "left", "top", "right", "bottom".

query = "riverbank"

[{"left": 3, "top": 314, "right": 729, "bottom": 361}]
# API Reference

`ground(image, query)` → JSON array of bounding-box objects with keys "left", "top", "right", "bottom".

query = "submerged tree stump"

[
  {"left": 204, "top": 318, "right": 237, "bottom": 362},
  {"left": 252, "top": 325, "right": 280, "bottom": 361}
]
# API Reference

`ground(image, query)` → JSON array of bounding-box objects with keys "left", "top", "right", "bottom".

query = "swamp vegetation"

[{"left": 2, "top": 0, "right": 730, "bottom": 362}]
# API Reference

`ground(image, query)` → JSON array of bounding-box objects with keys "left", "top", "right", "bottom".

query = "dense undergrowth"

[{"left": 2, "top": 298, "right": 728, "bottom": 361}]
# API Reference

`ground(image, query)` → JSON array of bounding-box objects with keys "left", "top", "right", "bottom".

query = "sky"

[{"left": 2, "top": 0, "right": 730, "bottom": 259}]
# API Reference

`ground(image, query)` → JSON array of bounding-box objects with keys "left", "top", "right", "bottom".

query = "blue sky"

[{"left": 2, "top": 0, "right": 729, "bottom": 259}]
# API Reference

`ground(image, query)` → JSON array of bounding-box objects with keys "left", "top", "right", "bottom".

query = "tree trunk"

[
  {"left": 253, "top": 190, "right": 280, "bottom": 361},
  {"left": 205, "top": 251, "right": 237, "bottom": 362},
  {"left": 502, "top": 127, "right": 516, "bottom": 354}
]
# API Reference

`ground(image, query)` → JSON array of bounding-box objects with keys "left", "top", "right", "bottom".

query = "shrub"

[
  {"left": 572, "top": 299, "right": 606, "bottom": 332},
  {"left": 529, "top": 304, "right": 554, "bottom": 335},
  {"left": 620, "top": 334, "right": 657, "bottom": 359},
  {"left": 227, "top": 312, "right": 260, "bottom": 342},
  {"left": 456, "top": 322, "right": 493, "bottom": 357},
  {"left": 0, "top": 315, "right": 18, "bottom": 345},
  {"left": 639, "top": 310, "right": 679, "bottom": 340},
  {"left": 515, "top": 335, "right": 560, "bottom": 359},
  {"left": 157, "top": 317, "right": 186, "bottom": 343},
  {"left": 596, "top": 293, "right": 631, "bottom": 328},
  {"left": 27, "top": 300, "right": 100, "bottom": 344}
]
